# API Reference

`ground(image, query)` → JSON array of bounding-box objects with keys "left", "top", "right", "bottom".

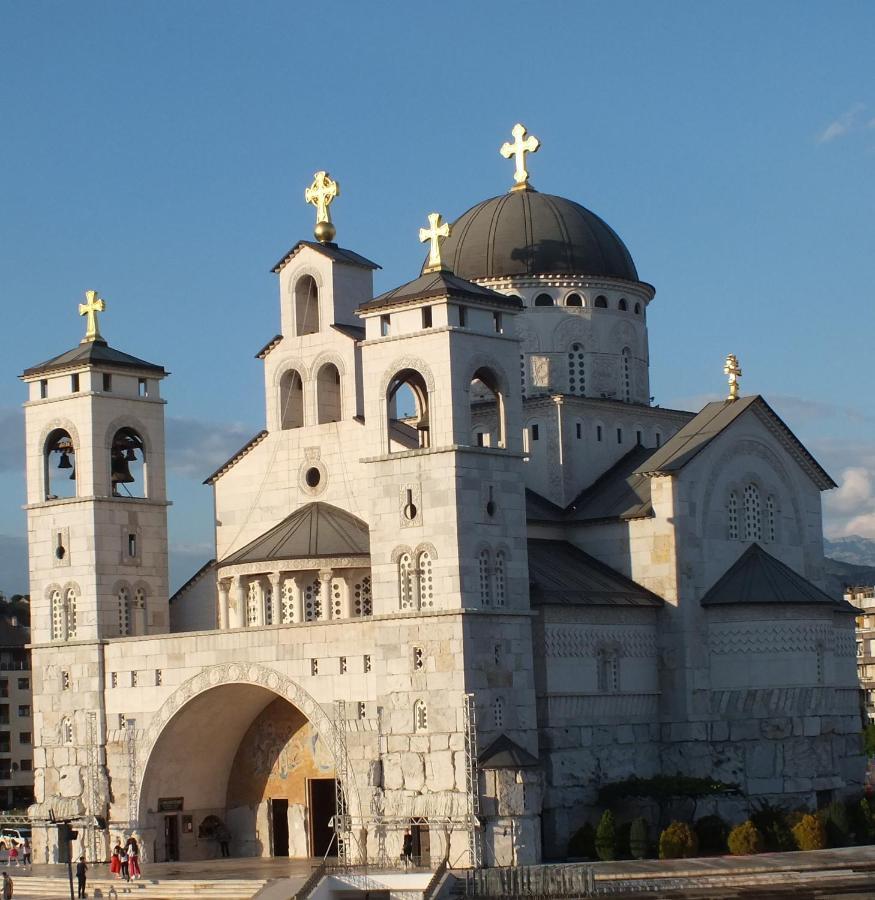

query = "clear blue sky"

[{"left": 2, "top": 1, "right": 874, "bottom": 591}]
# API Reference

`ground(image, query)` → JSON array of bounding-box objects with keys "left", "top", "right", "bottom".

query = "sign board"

[{"left": 157, "top": 797, "right": 184, "bottom": 812}]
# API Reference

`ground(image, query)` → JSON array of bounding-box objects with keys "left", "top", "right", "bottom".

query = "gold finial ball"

[{"left": 314, "top": 220, "right": 336, "bottom": 244}]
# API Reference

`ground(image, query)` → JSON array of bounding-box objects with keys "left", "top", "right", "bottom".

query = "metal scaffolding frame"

[
  {"left": 332, "top": 700, "right": 351, "bottom": 864},
  {"left": 126, "top": 718, "right": 139, "bottom": 831},
  {"left": 85, "top": 712, "right": 101, "bottom": 862},
  {"left": 463, "top": 692, "right": 482, "bottom": 868}
]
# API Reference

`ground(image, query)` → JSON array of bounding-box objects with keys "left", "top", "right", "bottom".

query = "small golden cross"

[
  {"left": 724, "top": 353, "right": 742, "bottom": 401},
  {"left": 304, "top": 171, "right": 339, "bottom": 243},
  {"left": 500, "top": 123, "right": 540, "bottom": 190},
  {"left": 78, "top": 290, "right": 106, "bottom": 344},
  {"left": 419, "top": 212, "right": 451, "bottom": 273}
]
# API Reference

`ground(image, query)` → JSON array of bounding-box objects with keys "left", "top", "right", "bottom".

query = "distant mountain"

[{"left": 824, "top": 535, "right": 875, "bottom": 568}]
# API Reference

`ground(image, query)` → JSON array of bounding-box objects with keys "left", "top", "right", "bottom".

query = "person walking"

[
  {"left": 402, "top": 830, "right": 413, "bottom": 868},
  {"left": 1, "top": 870, "right": 12, "bottom": 899},
  {"left": 7, "top": 846, "right": 17, "bottom": 868},
  {"left": 217, "top": 825, "right": 231, "bottom": 858},
  {"left": 109, "top": 843, "right": 121, "bottom": 878},
  {"left": 19, "top": 840, "right": 29, "bottom": 869},
  {"left": 119, "top": 844, "right": 129, "bottom": 882},
  {"left": 126, "top": 837, "right": 141, "bottom": 880},
  {"left": 75, "top": 856, "right": 87, "bottom": 899}
]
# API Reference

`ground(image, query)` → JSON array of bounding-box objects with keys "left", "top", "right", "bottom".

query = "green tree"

[{"left": 595, "top": 810, "right": 617, "bottom": 861}]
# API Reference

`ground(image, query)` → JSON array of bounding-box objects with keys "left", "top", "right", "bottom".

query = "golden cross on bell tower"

[
  {"left": 304, "top": 171, "right": 340, "bottom": 244},
  {"left": 724, "top": 353, "right": 742, "bottom": 401},
  {"left": 78, "top": 290, "right": 106, "bottom": 344},
  {"left": 500, "top": 123, "right": 540, "bottom": 191},
  {"left": 419, "top": 212, "right": 451, "bottom": 273}
]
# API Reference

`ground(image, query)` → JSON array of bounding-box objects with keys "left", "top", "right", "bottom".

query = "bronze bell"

[
  {"left": 69, "top": 467, "right": 76, "bottom": 481},
  {"left": 111, "top": 451, "right": 134, "bottom": 484},
  {"left": 57, "top": 451, "right": 72, "bottom": 470},
  {"left": 124, "top": 447, "right": 137, "bottom": 462}
]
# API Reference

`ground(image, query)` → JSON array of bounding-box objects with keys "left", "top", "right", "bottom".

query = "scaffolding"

[
  {"left": 85, "top": 712, "right": 101, "bottom": 862},
  {"left": 332, "top": 700, "right": 351, "bottom": 864},
  {"left": 126, "top": 718, "right": 139, "bottom": 831},
  {"left": 463, "top": 692, "right": 481, "bottom": 868}
]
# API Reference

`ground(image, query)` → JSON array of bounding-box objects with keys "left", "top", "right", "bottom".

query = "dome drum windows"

[
  {"left": 565, "top": 293, "right": 584, "bottom": 307},
  {"left": 594, "top": 295, "right": 608, "bottom": 309},
  {"left": 533, "top": 293, "right": 554, "bottom": 307}
]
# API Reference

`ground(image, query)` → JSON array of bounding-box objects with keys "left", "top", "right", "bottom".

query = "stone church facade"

[{"left": 20, "top": 128, "right": 862, "bottom": 868}]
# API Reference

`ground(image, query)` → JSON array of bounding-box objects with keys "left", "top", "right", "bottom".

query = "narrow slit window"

[
  {"left": 102, "top": 373, "right": 112, "bottom": 392},
  {"left": 421, "top": 306, "right": 432, "bottom": 328}
]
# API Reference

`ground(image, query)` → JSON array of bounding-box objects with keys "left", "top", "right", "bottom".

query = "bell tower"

[{"left": 21, "top": 293, "right": 170, "bottom": 642}]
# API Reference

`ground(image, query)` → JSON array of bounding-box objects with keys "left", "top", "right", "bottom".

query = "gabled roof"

[
  {"left": 203, "top": 430, "right": 269, "bottom": 485},
  {"left": 169, "top": 559, "right": 217, "bottom": 606},
  {"left": 701, "top": 543, "right": 855, "bottom": 611},
  {"left": 633, "top": 396, "right": 836, "bottom": 490},
  {"left": 358, "top": 270, "right": 523, "bottom": 313},
  {"left": 527, "top": 539, "right": 663, "bottom": 608},
  {"left": 271, "top": 241, "right": 380, "bottom": 274},
  {"left": 255, "top": 334, "right": 283, "bottom": 360},
  {"left": 525, "top": 488, "right": 565, "bottom": 522},
  {"left": 478, "top": 734, "right": 540, "bottom": 769},
  {"left": 220, "top": 502, "right": 369, "bottom": 565},
  {"left": 566, "top": 445, "right": 654, "bottom": 522},
  {"left": 22, "top": 339, "right": 165, "bottom": 378},
  {"left": 331, "top": 322, "right": 365, "bottom": 340}
]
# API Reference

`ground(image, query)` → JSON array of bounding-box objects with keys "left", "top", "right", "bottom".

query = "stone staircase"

[{"left": 2, "top": 874, "right": 269, "bottom": 899}]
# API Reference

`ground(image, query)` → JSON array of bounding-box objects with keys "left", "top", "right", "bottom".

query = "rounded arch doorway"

[{"left": 138, "top": 682, "right": 337, "bottom": 861}]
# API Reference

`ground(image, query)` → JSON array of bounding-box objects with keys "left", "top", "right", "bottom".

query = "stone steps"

[{"left": 1, "top": 875, "right": 268, "bottom": 899}]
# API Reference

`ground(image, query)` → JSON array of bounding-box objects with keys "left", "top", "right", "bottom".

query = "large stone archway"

[{"left": 135, "top": 664, "right": 353, "bottom": 861}]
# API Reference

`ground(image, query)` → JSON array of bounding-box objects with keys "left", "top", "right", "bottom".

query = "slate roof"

[
  {"left": 220, "top": 502, "right": 370, "bottom": 565},
  {"left": 525, "top": 488, "right": 565, "bottom": 522},
  {"left": 203, "top": 430, "right": 269, "bottom": 485},
  {"left": 702, "top": 543, "right": 856, "bottom": 611},
  {"left": 478, "top": 734, "right": 540, "bottom": 769},
  {"left": 271, "top": 241, "right": 380, "bottom": 274},
  {"left": 359, "top": 270, "right": 523, "bottom": 312},
  {"left": 566, "top": 445, "right": 654, "bottom": 522},
  {"left": 331, "top": 323, "right": 366, "bottom": 340},
  {"left": 22, "top": 340, "right": 165, "bottom": 377},
  {"left": 527, "top": 539, "right": 662, "bottom": 608},
  {"left": 634, "top": 396, "right": 835, "bottom": 490},
  {"left": 169, "top": 559, "right": 217, "bottom": 606}
]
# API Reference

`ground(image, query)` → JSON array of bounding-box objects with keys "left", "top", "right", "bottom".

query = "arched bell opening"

[
  {"left": 316, "top": 363, "right": 342, "bottom": 424},
  {"left": 387, "top": 369, "right": 430, "bottom": 453},
  {"left": 469, "top": 367, "right": 506, "bottom": 449},
  {"left": 110, "top": 428, "right": 146, "bottom": 498},
  {"left": 279, "top": 369, "right": 305, "bottom": 429},
  {"left": 44, "top": 429, "right": 77, "bottom": 500},
  {"left": 294, "top": 275, "right": 320, "bottom": 336},
  {"left": 139, "top": 683, "right": 338, "bottom": 862}
]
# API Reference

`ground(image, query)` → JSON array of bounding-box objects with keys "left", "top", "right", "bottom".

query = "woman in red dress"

[{"left": 109, "top": 843, "right": 121, "bottom": 878}]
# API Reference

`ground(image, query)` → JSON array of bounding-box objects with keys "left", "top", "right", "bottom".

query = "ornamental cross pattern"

[
  {"left": 419, "top": 212, "right": 451, "bottom": 272},
  {"left": 78, "top": 290, "right": 106, "bottom": 343},
  {"left": 500, "top": 123, "right": 540, "bottom": 188},
  {"left": 305, "top": 171, "right": 339, "bottom": 225}
]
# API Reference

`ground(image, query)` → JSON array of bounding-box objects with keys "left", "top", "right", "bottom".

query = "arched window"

[
  {"left": 50, "top": 590, "right": 65, "bottom": 641},
  {"left": 65, "top": 588, "right": 78, "bottom": 640},
  {"left": 479, "top": 549, "right": 492, "bottom": 606},
  {"left": 766, "top": 495, "right": 777, "bottom": 542},
  {"left": 414, "top": 699, "right": 428, "bottom": 732},
  {"left": 533, "top": 293, "right": 554, "bottom": 307},
  {"left": 316, "top": 363, "right": 341, "bottom": 424},
  {"left": 110, "top": 427, "right": 146, "bottom": 498},
  {"left": 399, "top": 553, "right": 414, "bottom": 610},
  {"left": 493, "top": 697, "right": 504, "bottom": 729},
  {"left": 727, "top": 491, "right": 739, "bottom": 540},
  {"left": 387, "top": 369, "right": 430, "bottom": 452},
  {"left": 743, "top": 484, "right": 762, "bottom": 541},
  {"left": 61, "top": 717, "right": 73, "bottom": 744},
  {"left": 416, "top": 551, "right": 434, "bottom": 609},
  {"left": 470, "top": 367, "right": 506, "bottom": 449},
  {"left": 568, "top": 343, "right": 585, "bottom": 395},
  {"left": 281, "top": 579, "right": 295, "bottom": 624},
  {"left": 494, "top": 551, "right": 506, "bottom": 607},
  {"left": 618, "top": 298, "right": 628, "bottom": 311},
  {"left": 118, "top": 587, "right": 131, "bottom": 636},
  {"left": 621, "top": 348, "right": 631, "bottom": 403},
  {"left": 44, "top": 429, "right": 76, "bottom": 500},
  {"left": 294, "top": 275, "right": 319, "bottom": 335},
  {"left": 594, "top": 295, "right": 608, "bottom": 309},
  {"left": 565, "top": 293, "right": 583, "bottom": 307},
  {"left": 279, "top": 369, "right": 304, "bottom": 429}
]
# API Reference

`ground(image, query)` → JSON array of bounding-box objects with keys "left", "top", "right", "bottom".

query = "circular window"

[{"left": 304, "top": 467, "right": 321, "bottom": 488}]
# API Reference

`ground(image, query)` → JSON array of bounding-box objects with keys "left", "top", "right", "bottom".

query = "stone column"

[
  {"left": 230, "top": 575, "right": 245, "bottom": 629},
  {"left": 217, "top": 579, "right": 230, "bottom": 630},
  {"left": 318, "top": 569, "right": 333, "bottom": 621},
  {"left": 269, "top": 572, "right": 281, "bottom": 626},
  {"left": 340, "top": 572, "right": 355, "bottom": 619},
  {"left": 291, "top": 574, "right": 306, "bottom": 624}
]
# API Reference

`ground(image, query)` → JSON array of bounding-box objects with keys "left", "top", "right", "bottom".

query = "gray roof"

[
  {"left": 701, "top": 543, "right": 855, "bottom": 611},
  {"left": 271, "top": 241, "right": 380, "bottom": 274},
  {"left": 204, "top": 430, "right": 269, "bottom": 485},
  {"left": 528, "top": 539, "right": 663, "bottom": 608},
  {"left": 428, "top": 189, "right": 642, "bottom": 283},
  {"left": 169, "top": 559, "right": 217, "bottom": 606},
  {"left": 566, "top": 445, "right": 654, "bottom": 522},
  {"left": 22, "top": 339, "right": 165, "bottom": 377},
  {"left": 221, "top": 502, "right": 369, "bottom": 565},
  {"left": 633, "top": 396, "right": 836, "bottom": 490},
  {"left": 478, "top": 735, "right": 540, "bottom": 769},
  {"left": 359, "top": 270, "right": 523, "bottom": 312},
  {"left": 331, "top": 323, "right": 365, "bottom": 340},
  {"left": 525, "top": 489, "right": 565, "bottom": 522}
]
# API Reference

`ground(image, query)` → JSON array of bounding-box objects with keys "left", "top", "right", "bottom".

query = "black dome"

[{"left": 427, "top": 190, "right": 639, "bottom": 282}]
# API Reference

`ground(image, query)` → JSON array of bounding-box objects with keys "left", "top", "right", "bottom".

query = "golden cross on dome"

[
  {"left": 78, "top": 290, "right": 106, "bottom": 344},
  {"left": 304, "top": 171, "right": 340, "bottom": 243},
  {"left": 724, "top": 353, "right": 742, "bottom": 401},
  {"left": 419, "top": 212, "right": 451, "bottom": 273},
  {"left": 500, "top": 123, "right": 540, "bottom": 190}
]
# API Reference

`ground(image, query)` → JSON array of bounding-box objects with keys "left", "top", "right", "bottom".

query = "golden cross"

[
  {"left": 78, "top": 290, "right": 106, "bottom": 343},
  {"left": 419, "top": 212, "right": 451, "bottom": 273},
  {"left": 304, "top": 171, "right": 339, "bottom": 243},
  {"left": 500, "top": 123, "right": 540, "bottom": 189},
  {"left": 724, "top": 353, "right": 742, "bottom": 401}
]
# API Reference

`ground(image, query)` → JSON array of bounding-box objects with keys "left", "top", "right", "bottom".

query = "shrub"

[
  {"left": 857, "top": 797, "right": 875, "bottom": 844},
  {"left": 694, "top": 814, "right": 729, "bottom": 854},
  {"left": 567, "top": 822, "right": 596, "bottom": 859},
  {"left": 792, "top": 813, "right": 827, "bottom": 851},
  {"left": 727, "top": 820, "right": 764, "bottom": 856},
  {"left": 658, "top": 821, "right": 698, "bottom": 859},
  {"left": 629, "top": 817, "right": 650, "bottom": 859},
  {"left": 823, "top": 800, "right": 851, "bottom": 847},
  {"left": 595, "top": 810, "right": 617, "bottom": 861},
  {"left": 750, "top": 800, "right": 794, "bottom": 852}
]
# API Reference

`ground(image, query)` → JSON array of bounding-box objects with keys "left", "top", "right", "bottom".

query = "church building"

[{"left": 20, "top": 125, "right": 862, "bottom": 868}]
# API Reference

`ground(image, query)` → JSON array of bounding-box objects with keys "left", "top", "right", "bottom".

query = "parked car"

[{"left": 0, "top": 830, "right": 26, "bottom": 849}]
